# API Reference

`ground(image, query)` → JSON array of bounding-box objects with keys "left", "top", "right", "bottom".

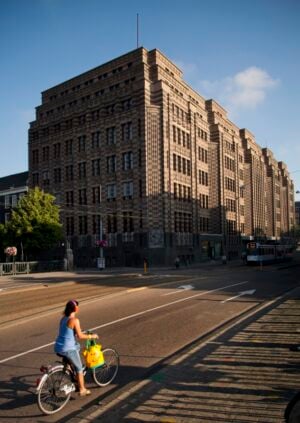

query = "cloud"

[
  {"left": 200, "top": 66, "right": 279, "bottom": 113},
  {"left": 176, "top": 60, "right": 279, "bottom": 115}
]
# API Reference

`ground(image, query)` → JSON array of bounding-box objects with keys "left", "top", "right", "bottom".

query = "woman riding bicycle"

[{"left": 54, "top": 299, "right": 98, "bottom": 396}]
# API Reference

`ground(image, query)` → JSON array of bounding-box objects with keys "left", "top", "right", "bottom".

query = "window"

[
  {"left": 54, "top": 168, "right": 61, "bottom": 183},
  {"left": 122, "top": 98, "right": 133, "bottom": 111},
  {"left": 91, "top": 109, "right": 100, "bottom": 121},
  {"left": 53, "top": 143, "right": 61, "bottom": 159},
  {"left": 173, "top": 154, "right": 177, "bottom": 171},
  {"left": 107, "top": 183, "right": 116, "bottom": 200},
  {"left": 66, "top": 191, "right": 74, "bottom": 207},
  {"left": 182, "top": 158, "right": 186, "bottom": 175},
  {"left": 91, "top": 131, "right": 101, "bottom": 148},
  {"left": 122, "top": 211, "right": 134, "bottom": 232},
  {"left": 92, "top": 215, "right": 101, "bottom": 235},
  {"left": 122, "top": 152, "right": 133, "bottom": 170},
  {"left": 226, "top": 198, "right": 236, "bottom": 212},
  {"left": 199, "top": 170, "right": 208, "bottom": 186},
  {"left": 199, "top": 193, "right": 209, "bottom": 209},
  {"left": 11, "top": 195, "right": 17, "bottom": 207},
  {"left": 65, "top": 139, "right": 73, "bottom": 155},
  {"left": 107, "top": 213, "right": 118, "bottom": 233},
  {"left": 42, "top": 170, "right": 50, "bottom": 186},
  {"left": 32, "top": 149, "right": 39, "bottom": 165},
  {"left": 106, "top": 155, "right": 116, "bottom": 173},
  {"left": 78, "top": 115, "right": 86, "bottom": 126},
  {"left": 66, "top": 216, "right": 74, "bottom": 235},
  {"left": 65, "top": 165, "right": 73, "bottom": 181},
  {"left": 121, "top": 122, "right": 132, "bottom": 141},
  {"left": 32, "top": 172, "right": 39, "bottom": 186},
  {"left": 79, "top": 216, "right": 88, "bottom": 234},
  {"left": 78, "top": 135, "right": 86, "bottom": 152},
  {"left": 78, "top": 162, "right": 86, "bottom": 179},
  {"left": 92, "top": 159, "right": 101, "bottom": 176},
  {"left": 92, "top": 186, "right": 101, "bottom": 204},
  {"left": 225, "top": 177, "right": 235, "bottom": 192},
  {"left": 5, "top": 195, "right": 10, "bottom": 208},
  {"left": 42, "top": 146, "right": 50, "bottom": 161},
  {"left": 106, "top": 126, "right": 116, "bottom": 145},
  {"left": 79, "top": 188, "right": 87, "bottom": 205},
  {"left": 123, "top": 181, "right": 133, "bottom": 199},
  {"left": 199, "top": 216, "right": 209, "bottom": 232}
]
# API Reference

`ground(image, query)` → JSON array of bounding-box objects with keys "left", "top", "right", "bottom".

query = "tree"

[{"left": 5, "top": 187, "right": 63, "bottom": 255}]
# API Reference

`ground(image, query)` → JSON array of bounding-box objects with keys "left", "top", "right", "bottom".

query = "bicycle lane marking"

[{"left": 0, "top": 280, "right": 249, "bottom": 364}]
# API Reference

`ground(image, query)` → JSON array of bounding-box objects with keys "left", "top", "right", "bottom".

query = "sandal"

[{"left": 79, "top": 389, "right": 91, "bottom": 396}]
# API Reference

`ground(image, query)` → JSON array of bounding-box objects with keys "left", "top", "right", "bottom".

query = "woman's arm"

[{"left": 70, "top": 318, "right": 98, "bottom": 340}]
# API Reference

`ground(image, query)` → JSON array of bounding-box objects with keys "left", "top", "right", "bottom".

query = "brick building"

[{"left": 28, "top": 47, "right": 295, "bottom": 266}]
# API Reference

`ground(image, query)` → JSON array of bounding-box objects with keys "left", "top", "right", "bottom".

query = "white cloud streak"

[{"left": 176, "top": 60, "right": 279, "bottom": 114}]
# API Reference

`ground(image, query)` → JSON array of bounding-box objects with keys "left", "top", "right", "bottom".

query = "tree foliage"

[{"left": 5, "top": 187, "right": 63, "bottom": 253}]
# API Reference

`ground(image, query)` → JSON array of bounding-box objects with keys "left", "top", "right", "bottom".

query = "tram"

[{"left": 246, "top": 242, "right": 294, "bottom": 264}]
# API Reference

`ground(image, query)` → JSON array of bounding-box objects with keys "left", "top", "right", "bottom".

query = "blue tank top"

[{"left": 54, "top": 316, "right": 78, "bottom": 353}]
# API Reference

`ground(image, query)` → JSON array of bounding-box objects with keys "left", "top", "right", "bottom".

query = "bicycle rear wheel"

[
  {"left": 37, "top": 367, "right": 73, "bottom": 415},
  {"left": 92, "top": 348, "right": 119, "bottom": 386}
]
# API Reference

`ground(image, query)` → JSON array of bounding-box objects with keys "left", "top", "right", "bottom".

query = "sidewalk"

[
  {"left": 70, "top": 287, "right": 300, "bottom": 423},
  {"left": 0, "top": 259, "right": 244, "bottom": 283}
]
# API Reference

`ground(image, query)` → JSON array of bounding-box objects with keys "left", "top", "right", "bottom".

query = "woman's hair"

[{"left": 64, "top": 299, "right": 79, "bottom": 317}]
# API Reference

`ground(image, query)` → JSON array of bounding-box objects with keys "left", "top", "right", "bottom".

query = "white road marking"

[
  {"left": 162, "top": 284, "right": 195, "bottom": 296},
  {"left": 0, "top": 280, "right": 248, "bottom": 364},
  {"left": 221, "top": 288, "right": 255, "bottom": 303}
]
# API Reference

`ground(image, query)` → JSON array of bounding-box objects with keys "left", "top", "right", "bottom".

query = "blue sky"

[{"left": 1, "top": 0, "right": 300, "bottom": 191}]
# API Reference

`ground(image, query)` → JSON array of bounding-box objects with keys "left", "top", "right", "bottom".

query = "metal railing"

[{"left": 0, "top": 260, "right": 64, "bottom": 276}]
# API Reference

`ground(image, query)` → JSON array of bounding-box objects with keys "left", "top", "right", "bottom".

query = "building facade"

[
  {"left": 295, "top": 201, "right": 300, "bottom": 226},
  {"left": 28, "top": 47, "right": 295, "bottom": 266},
  {"left": 0, "top": 171, "right": 28, "bottom": 224}
]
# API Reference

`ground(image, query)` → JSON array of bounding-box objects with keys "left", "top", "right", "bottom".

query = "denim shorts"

[{"left": 62, "top": 349, "right": 84, "bottom": 373}]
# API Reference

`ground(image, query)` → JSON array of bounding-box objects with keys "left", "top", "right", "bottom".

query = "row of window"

[
  {"left": 198, "top": 147, "right": 208, "bottom": 163},
  {"left": 225, "top": 156, "right": 235, "bottom": 171},
  {"left": 199, "top": 193, "right": 209, "bottom": 209},
  {"left": 75, "top": 181, "right": 135, "bottom": 202},
  {"left": 199, "top": 170, "right": 209, "bottom": 186},
  {"left": 174, "top": 212, "right": 192, "bottom": 233},
  {"left": 225, "top": 177, "right": 236, "bottom": 192},
  {"left": 199, "top": 216, "right": 209, "bottom": 232},
  {"left": 45, "top": 97, "right": 133, "bottom": 120},
  {"left": 31, "top": 122, "right": 134, "bottom": 155},
  {"left": 226, "top": 219, "right": 237, "bottom": 234},
  {"left": 173, "top": 183, "right": 191, "bottom": 201},
  {"left": 173, "top": 154, "right": 191, "bottom": 176},
  {"left": 226, "top": 198, "right": 236, "bottom": 212},
  {"left": 66, "top": 210, "right": 135, "bottom": 236},
  {"left": 34, "top": 153, "right": 136, "bottom": 184},
  {"left": 172, "top": 125, "right": 191, "bottom": 149},
  {"left": 172, "top": 104, "right": 190, "bottom": 125},
  {"left": 197, "top": 127, "right": 208, "bottom": 141},
  {"left": 48, "top": 62, "right": 134, "bottom": 101},
  {"left": 3, "top": 192, "right": 25, "bottom": 208}
]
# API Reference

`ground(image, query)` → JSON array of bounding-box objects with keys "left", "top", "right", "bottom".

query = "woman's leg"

[{"left": 77, "top": 371, "right": 85, "bottom": 392}]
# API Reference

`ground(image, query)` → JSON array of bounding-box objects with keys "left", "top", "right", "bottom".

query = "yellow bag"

[{"left": 82, "top": 339, "right": 104, "bottom": 369}]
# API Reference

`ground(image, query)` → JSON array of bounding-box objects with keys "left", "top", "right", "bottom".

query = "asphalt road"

[{"left": 0, "top": 263, "right": 298, "bottom": 422}]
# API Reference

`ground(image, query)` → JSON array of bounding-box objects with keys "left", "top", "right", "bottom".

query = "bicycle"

[
  {"left": 284, "top": 345, "right": 300, "bottom": 423},
  {"left": 36, "top": 339, "right": 119, "bottom": 415}
]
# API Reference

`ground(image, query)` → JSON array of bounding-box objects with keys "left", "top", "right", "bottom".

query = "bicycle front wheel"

[
  {"left": 92, "top": 348, "right": 119, "bottom": 387},
  {"left": 285, "top": 392, "right": 300, "bottom": 423},
  {"left": 37, "top": 367, "right": 73, "bottom": 415}
]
